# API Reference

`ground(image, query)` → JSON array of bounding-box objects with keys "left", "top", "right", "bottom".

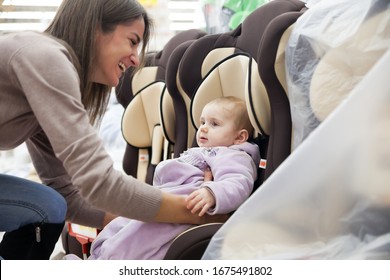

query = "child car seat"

[
  {"left": 116, "top": 52, "right": 159, "bottom": 181},
  {"left": 119, "top": 29, "right": 207, "bottom": 184},
  {"left": 163, "top": 0, "right": 307, "bottom": 259},
  {"left": 169, "top": 0, "right": 306, "bottom": 159},
  {"left": 255, "top": 9, "right": 306, "bottom": 180},
  {"left": 163, "top": 53, "right": 259, "bottom": 260},
  {"left": 162, "top": 39, "right": 199, "bottom": 157}
]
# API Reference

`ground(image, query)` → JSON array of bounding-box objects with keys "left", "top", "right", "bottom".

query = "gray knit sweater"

[{"left": 0, "top": 31, "right": 161, "bottom": 227}]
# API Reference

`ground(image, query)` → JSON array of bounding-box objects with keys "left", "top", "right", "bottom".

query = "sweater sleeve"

[
  {"left": 9, "top": 35, "right": 162, "bottom": 224},
  {"left": 202, "top": 147, "right": 258, "bottom": 215},
  {"left": 26, "top": 132, "right": 107, "bottom": 228}
]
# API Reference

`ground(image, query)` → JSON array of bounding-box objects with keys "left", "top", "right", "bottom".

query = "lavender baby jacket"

[{"left": 89, "top": 142, "right": 260, "bottom": 259}]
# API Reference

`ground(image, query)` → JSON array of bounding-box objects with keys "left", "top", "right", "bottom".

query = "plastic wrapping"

[
  {"left": 286, "top": 0, "right": 390, "bottom": 148},
  {"left": 202, "top": 3, "right": 390, "bottom": 259}
]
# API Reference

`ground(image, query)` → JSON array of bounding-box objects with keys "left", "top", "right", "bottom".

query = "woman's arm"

[
  {"left": 154, "top": 192, "right": 228, "bottom": 224},
  {"left": 26, "top": 133, "right": 107, "bottom": 228}
]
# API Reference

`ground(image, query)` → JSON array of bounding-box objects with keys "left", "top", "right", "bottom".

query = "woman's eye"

[{"left": 129, "top": 39, "right": 137, "bottom": 46}]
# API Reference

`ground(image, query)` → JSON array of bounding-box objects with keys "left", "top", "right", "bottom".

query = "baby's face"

[{"left": 196, "top": 103, "right": 240, "bottom": 148}]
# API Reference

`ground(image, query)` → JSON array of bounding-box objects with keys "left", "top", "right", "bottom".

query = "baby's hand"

[{"left": 186, "top": 188, "right": 215, "bottom": 216}]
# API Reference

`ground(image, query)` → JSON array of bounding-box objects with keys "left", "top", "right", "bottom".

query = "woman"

[{"left": 0, "top": 0, "right": 217, "bottom": 260}]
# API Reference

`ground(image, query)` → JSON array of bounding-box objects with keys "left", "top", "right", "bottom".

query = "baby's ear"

[{"left": 234, "top": 129, "right": 249, "bottom": 144}]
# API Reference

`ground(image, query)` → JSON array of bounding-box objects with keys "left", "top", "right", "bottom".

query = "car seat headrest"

[
  {"left": 156, "top": 29, "right": 207, "bottom": 80},
  {"left": 116, "top": 52, "right": 158, "bottom": 107},
  {"left": 164, "top": 40, "right": 196, "bottom": 150},
  {"left": 190, "top": 53, "right": 269, "bottom": 141},
  {"left": 237, "top": 0, "right": 304, "bottom": 57},
  {"left": 122, "top": 81, "right": 166, "bottom": 148},
  {"left": 180, "top": 0, "right": 305, "bottom": 100},
  {"left": 190, "top": 54, "right": 251, "bottom": 129}
]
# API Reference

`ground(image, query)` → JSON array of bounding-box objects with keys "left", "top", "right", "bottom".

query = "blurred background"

[
  {"left": 0, "top": 0, "right": 207, "bottom": 50},
  {"left": 0, "top": 0, "right": 267, "bottom": 50}
]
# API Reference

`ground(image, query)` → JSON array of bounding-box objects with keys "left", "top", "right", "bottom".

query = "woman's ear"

[{"left": 234, "top": 129, "right": 249, "bottom": 144}]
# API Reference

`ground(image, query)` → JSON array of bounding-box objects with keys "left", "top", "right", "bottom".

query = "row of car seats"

[
  {"left": 63, "top": 0, "right": 389, "bottom": 259},
  {"left": 109, "top": 0, "right": 388, "bottom": 259},
  {"left": 119, "top": 0, "right": 306, "bottom": 184},
  {"left": 63, "top": 0, "right": 308, "bottom": 259}
]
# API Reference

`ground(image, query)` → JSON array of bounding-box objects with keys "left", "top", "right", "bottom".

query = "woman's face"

[{"left": 92, "top": 18, "right": 145, "bottom": 86}]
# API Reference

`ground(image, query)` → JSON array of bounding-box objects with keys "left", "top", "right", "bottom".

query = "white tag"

[{"left": 259, "top": 159, "right": 267, "bottom": 169}]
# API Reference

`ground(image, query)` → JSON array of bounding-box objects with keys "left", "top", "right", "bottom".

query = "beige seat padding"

[{"left": 310, "top": 10, "right": 390, "bottom": 121}]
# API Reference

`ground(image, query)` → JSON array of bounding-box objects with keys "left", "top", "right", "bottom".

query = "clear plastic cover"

[
  {"left": 203, "top": 0, "right": 390, "bottom": 260},
  {"left": 286, "top": 0, "right": 390, "bottom": 148}
]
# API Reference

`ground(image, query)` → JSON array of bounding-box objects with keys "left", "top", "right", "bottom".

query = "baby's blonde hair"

[{"left": 207, "top": 96, "right": 253, "bottom": 135}]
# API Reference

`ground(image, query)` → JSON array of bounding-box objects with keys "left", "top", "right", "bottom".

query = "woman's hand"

[{"left": 102, "top": 212, "right": 118, "bottom": 227}]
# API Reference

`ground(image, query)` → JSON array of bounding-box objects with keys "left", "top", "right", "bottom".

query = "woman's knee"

[
  {"left": 0, "top": 174, "right": 67, "bottom": 229},
  {"left": 43, "top": 187, "right": 67, "bottom": 224}
]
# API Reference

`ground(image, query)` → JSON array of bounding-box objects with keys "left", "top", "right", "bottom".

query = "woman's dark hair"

[{"left": 45, "top": 0, "right": 153, "bottom": 124}]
